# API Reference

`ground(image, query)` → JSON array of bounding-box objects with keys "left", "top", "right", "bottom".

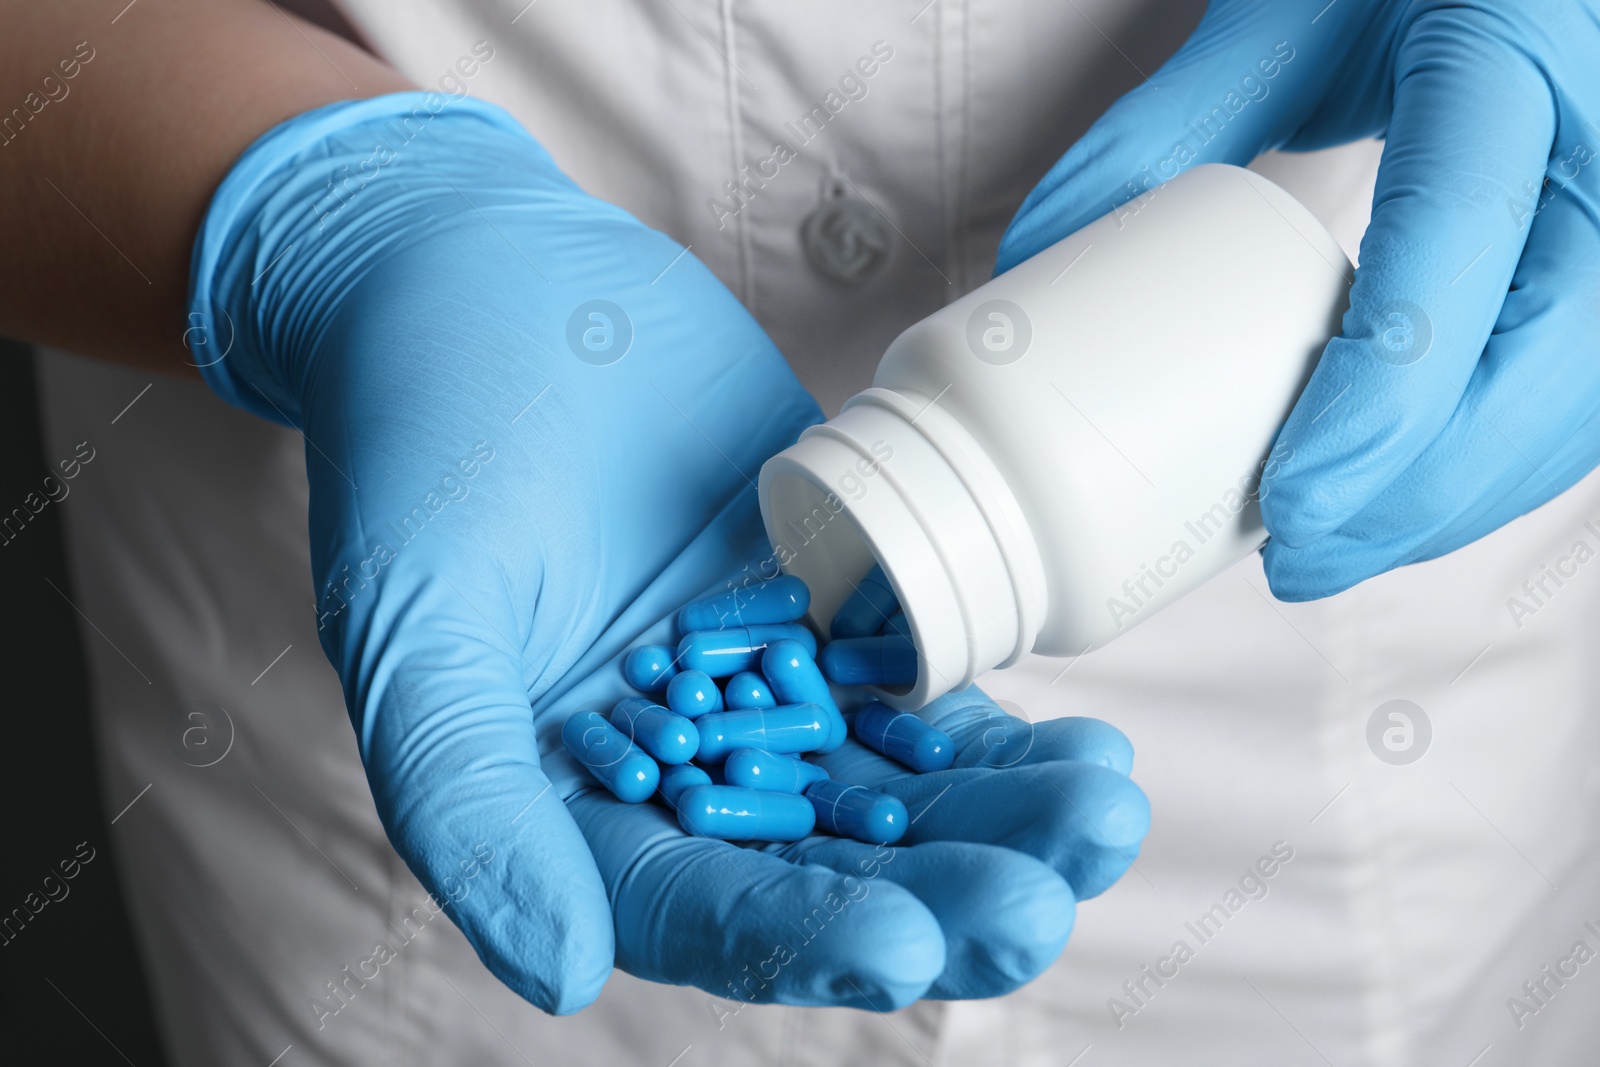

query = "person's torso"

[{"left": 34, "top": 3, "right": 1600, "bottom": 1063}]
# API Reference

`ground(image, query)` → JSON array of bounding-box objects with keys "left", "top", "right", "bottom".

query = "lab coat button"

[{"left": 801, "top": 186, "right": 892, "bottom": 285}]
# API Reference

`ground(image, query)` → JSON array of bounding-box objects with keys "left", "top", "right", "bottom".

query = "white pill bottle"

[{"left": 759, "top": 164, "right": 1351, "bottom": 709}]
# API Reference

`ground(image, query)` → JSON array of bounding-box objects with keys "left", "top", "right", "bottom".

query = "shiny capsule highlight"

[
  {"left": 723, "top": 671, "right": 777, "bottom": 710},
  {"left": 677, "top": 575, "right": 811, "bottom": 632},
  {"left": 723, "top": 748, "right": 831, "bottom": 794},
  {"left": 853, "top": 702, "right": 955, "bottom": 772},
  {"left": 677, "top": 624, "right": 816, "bottom": 677},
  {"left": 695, "top": 703, "right": 829, "bottom": 763},
  {"left": 561, "top": 710, "right": 660, "bottom": 803},
  {"left": 677, "top": 785, "right": 816, "bottom": 841},
  {"left": 622, "top": 644, "right": 679, "bottom": 691},
  {"left": 762, "top": 639, "right": 847, "bottom": 753},
  {"left": 610, "top": 697, "right": 698, "bottom": 765},
  {"left": 665, "top": 669, "right": 723, "bottom": 719},
  {"left": 804, "top": 780, "right": 908, "bottom": 845}
]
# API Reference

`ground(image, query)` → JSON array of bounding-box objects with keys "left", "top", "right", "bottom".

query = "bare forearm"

[{"left": 0, "top": 0, "right": 411, "bottom": 376}]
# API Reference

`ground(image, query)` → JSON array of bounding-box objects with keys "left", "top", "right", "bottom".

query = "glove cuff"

[{"left": 186, "top": 91, "right": 563, "bottom": 427}]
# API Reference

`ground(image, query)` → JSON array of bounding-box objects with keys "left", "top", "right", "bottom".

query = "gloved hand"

[
  {"left": 584, "top": 682, "right": 1148, "bottom": 1003},
  {"left": 190, "top": 92, "right": 1148, "bottom": 1011},
  {"left": 787, "top": 688, "right": 1148, "bottom": 1000},
  {"left": 997, "top": 0, "right": 1600, "bottom": 600}
]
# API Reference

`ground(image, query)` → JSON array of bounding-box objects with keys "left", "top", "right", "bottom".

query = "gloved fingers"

[
  {"left": 351, "top": 574, "right": 616, "bottom": 1015},
  {"left": 904, "top": 686, "right": 1135, "bottom": 771},
  {"left": 1412, "top": 406, "right": 1600, "bottom": 567},
  {"left": 995, "top": 6, "right": 1308, "bottom": 272},
  {"left": 875, "top": 761, "right": 1150, "bottom": 901},
  {"left": 565, "top": 790, "right": 945, "bottom": 1010},
  {"left": 1410, "top": 187, "right": 1600, "bottom": 559},
  {"left": 1262, "top": 11, "right": 1558, "bottom": 550},
  {"left": 815, "top": 687, "right": 1135, "bottom": 788},
  {"left": 1263, "top": 189, "right": 1600, "bottom": 598},
  {"left": 781, "top": 837, "right": 1075, "bottom": 1000},
  {"left": 937, "top": 706, "right": 1134, "bottom": 775}
]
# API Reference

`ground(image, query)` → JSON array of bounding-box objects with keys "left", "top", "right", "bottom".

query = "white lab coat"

[{"left": 36, "top": 2, "right": 1600, "bottom": 1064}]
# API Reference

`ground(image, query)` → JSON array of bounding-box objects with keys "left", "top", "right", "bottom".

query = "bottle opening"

[
  {"left": 759, "top": 391, "right": 1044, "bottom": 709},
  {"left": 759, "top": 469, "right": 918, "bottom": 702}
]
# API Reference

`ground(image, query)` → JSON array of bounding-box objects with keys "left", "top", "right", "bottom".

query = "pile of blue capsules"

[{"left": 561, "top": 565, "right": 953, "bottom": 846}]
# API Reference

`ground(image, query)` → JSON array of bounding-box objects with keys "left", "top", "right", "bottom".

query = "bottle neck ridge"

[{"left": 758, "top": 386, "right": 1046, "bottom": 708}]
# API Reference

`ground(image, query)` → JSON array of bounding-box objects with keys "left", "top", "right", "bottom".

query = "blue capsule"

[
  {"left": 804, "top": 780, "right": 908, "bottom": 845},
  {"left": 723, "top": 671, "right": 777, "bottom": 710},
  {"left": 724, "top": 748, "right": 831, "bottom": 794},
  {"left": 622, "top": 644, "right": 679, "bottom": 691},
  {"left": 677, "top": 575, "right": 811, "bottom": 632},
  {"left": 762, "top": 640, "right": 848, "bottom": 754},
  {"left": 561, "top": 711, "right": 660, "bottom": 803},
  {"left": 882, "top": 612, "right": 911, "bottom": 637},
  {"left": 677, "top": 785, "right": 816, "bottom": 841},
  {"left": 665, "top": 669, "right": 723, "bottom": 719},
  {"left": 854, "top": 702, "right": 955, "bottom": 772},
  {"left": 695, "top": 704, "right": 829, "bottom": 763},
  {"left": 677, "top": 624, "right": 817, "bottom": 677},
  {"left": 610, "top": 697, "right": 698, "bottom": 765},
  {"left": 658, "top": 762, "right": 713, "bottom": 809},
  {"left": 829, "top": 563, "right": 900, "bottom": 639},
  {"left": 818, "top": 634, "right": 918, "bottom": 687}
]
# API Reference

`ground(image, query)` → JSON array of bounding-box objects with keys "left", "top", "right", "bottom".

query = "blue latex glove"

[
  {"left": 998, "top": 0, "right": 1600, "bottom": 600},
  {"left": 189, "top": 93, "right": 1148, "bottom": 1011},
  {"left": 790, "top": 688, "right": 1149, "bottom": 1000}
]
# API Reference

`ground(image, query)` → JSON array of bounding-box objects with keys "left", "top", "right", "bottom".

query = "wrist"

[{"left": 186, "top": 90, "right": 570, "bottom": 426}]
